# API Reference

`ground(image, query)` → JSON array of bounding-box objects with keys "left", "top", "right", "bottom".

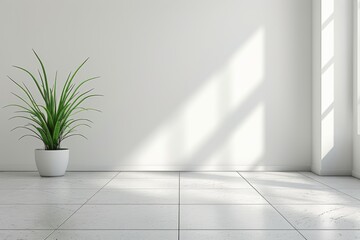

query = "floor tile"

[
  {"left": 43, "top": 179, "right": 110, "bottom": 189},
  {"left": 248, "top": 177, "right": 328, "bottom": 189},
  {"left": 88, "top": 189, "right": 178, "bottom": 204},
  {"left": 180, "top": 178, "right": 250, "bottom": 189},
  {"left": 0, "top": 178, "right": 110, "bottom": 189},
  {"left": 181, "top": 172, "right": 242, "bottom": 179},
  {"left": 180, "top": 172, "right": 247, "bottom": 188},
  {"left": 180, "top": 205, "right": 292, "bottom": 229},
  {"left": 180, "top": 230, "right": 305, "bottom": 240},
  {"left": 117, "top": 172, "right": 178, "bottom": 179},
  {"left": 0, "top": 205, "right": 79, "bottom": 229},
  {"left": 0, "top": 179, "right": 38, "bottom": 189},
  {"left": 0, "top": 189, "right": 97, "bottom": 204},
  {"left": 47, "top": 230, "right": 178, "bottom": 240},
  {"left": 2, "top": 171, "right": 360, "bottom": 236},
  {"left": 257, "top": 188, "right": 360, "bottom": 204},
  {"left": 0, "top": 230, "right": 51, "bottom": 240},
  {"left": 338, "top": 189, "right": 360, "bottom": 201},
  {"left": 275, "top": 205, "right": 360, "bottom": 229},
  {"left": 180, "top": 189, "right": 267, "bottom": 204},
  {"left": 0, "top": 172, "right": 41, "bottom": 179},
  {"left": 305, "top": 176, "right": 360, "bottom": 189},
  {"left": 300, "top": 230, "right": 360, "bottom": 240},
  {"left": 60, "top": 205, "right": 178, "bottom": 229},
  {"left": 240, "top": 172, "right": 308, "bottom": 180},
  {"left": 0, "top": 172, "right": 118, "bottom": 179},
  {"left": 62, "top": 172, "right": 119, "bottom": 179},
  {"left": 105, "top": 179, "right": 179, "bottom": 189},
  {"left": 299, "top": 172, "right": 322, "bottom": 178}
]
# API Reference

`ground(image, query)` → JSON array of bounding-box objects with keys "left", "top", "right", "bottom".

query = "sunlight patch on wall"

[
  {"left": 321, "top": 22, "right": 334, "bottom": 70},
  {"left": 228, "top": 102, "right": 265, "bottom": 165},
  {"left": 126, "top": 28, "right": 265, "bottom": 166},
  {"left": 227, "top": 29, "right": 265, "bottom": 112},
  {"left": 321, "top": 64, "right": 334, "bottom": 114},
  {"left": 320, "top": 0, "right": 335, "bottom": 159},
  {"left": 321, "top": 0, "right": 334, "bottom": 26},
  {"left": 358, "top": 0, "right": 360, "bottom": 135},
  {"left": 321, "top": 108, "right": 334, "bottom": 159},
  {"left": 182, "top": 28, "right": 265, "bottom": 159},
  {"left": 208, "top": 102, "right": 265, "bottom": 166}
]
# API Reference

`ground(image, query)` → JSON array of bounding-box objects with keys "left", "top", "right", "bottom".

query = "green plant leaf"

[{"left": 7, "top": 51, "right": 101, "bottom": 150}]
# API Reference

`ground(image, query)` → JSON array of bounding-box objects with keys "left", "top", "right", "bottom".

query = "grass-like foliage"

[{"left": 5, "top": 50, "right": 101, "bottom": 150}]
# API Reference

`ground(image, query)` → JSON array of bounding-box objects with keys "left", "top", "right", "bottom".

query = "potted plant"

[{"left": 6, "top": 50, "right": 101, "bottom": 177}]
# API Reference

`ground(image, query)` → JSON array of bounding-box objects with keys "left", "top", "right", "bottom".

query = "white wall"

[
  {"left": 0, "top": 0, "right": 312, "bottom": 171},
  {"left": 353, "top": 0, "right": 360, "bottom": 178},
  {"left": 312, "top": 0, "right": 322, "bottom": 174},
  {"left": 312, "top": 0, "right": 353, "bottom": 175}
]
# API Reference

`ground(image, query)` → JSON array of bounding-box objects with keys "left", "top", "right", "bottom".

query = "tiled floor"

[{"left": 1, "top": 172, "right": 360, "bottom": 239}]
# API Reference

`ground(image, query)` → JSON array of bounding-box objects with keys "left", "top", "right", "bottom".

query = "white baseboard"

[
  {"left": 352, "top": 170, "right": 360, "bottom": 179},
  {"left": 311, "top": 166, "right": 321, "bottom": 175},
  {"left": 313, "top": 169, "right": 352, "bottom": 176},
  {"left": 68, "top": 165, "right": 310, "bottom": 172},
  {"left": 0, "top": 164, "right": 311, "bottom": 172}
]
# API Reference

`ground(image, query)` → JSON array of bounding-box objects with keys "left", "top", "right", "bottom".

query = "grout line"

[
  {"left": 78, "top": 203, "right": 360, "bottom": 205},
  {"left": 178, "top": 172, "right": 181, "bottom": 240},
  {"left": 298, "top": 172, "right": 360, "bottom": 203},
  {"left": 2, "top": 228, "right": 360, "bottom": 231},
  {"left": 112, "top": 178, "right": 179, "bottom": 180},
  {"left": 9, "top": 171, "right": 360, "bottom": 238},
  {"left": 3, "top": 203, "right": 360, "bottom": 206},
  {"left": 43, "top": 171, "right": 121, "bottom": 240},
  {"left": 237, "top": 172, "right": 308, "bottom": 240}
]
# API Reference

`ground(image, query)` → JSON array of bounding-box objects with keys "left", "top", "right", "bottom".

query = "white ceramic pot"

[{"left": 35, "top": 149, "right": 69, "bottom": 177}]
